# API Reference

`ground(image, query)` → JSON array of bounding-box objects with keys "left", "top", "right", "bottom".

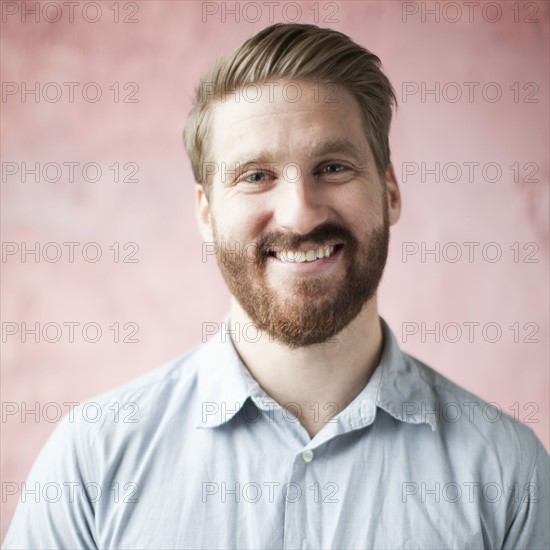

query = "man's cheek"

[{"left": 243, "top": 242, "right": 262, "bottom": 265}]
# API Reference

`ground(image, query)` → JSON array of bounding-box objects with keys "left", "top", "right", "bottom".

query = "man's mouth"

[{"left": 267, "top": 244, "right": 344, "bottom": 263}]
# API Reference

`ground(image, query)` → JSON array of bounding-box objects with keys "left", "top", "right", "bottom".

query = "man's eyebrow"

[
  {"left": 227, "top": 140, "right": 364, "bottom": 169},
  {"left": 228, "top": 153, "right": 274, "bottom": 170},
  {"left": 308, "top": 139, "right": 364, "bottom": 160}
]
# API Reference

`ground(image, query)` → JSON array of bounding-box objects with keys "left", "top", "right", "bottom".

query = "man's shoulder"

[
  {"left": 63, "top": 339, "right": 212, "bottom": 439},
  {"left": 92, "top": 343, "right": 203, "bottom": 403},
  {"left": 401, "top": 350, "right": 546, "bottom": 462}
]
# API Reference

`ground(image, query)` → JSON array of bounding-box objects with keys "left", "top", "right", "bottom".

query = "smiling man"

[
  {"left": 193, "top": 68, "right": 399, "bottom": 439},
  {"left": 4, "top": 23, "right": 549, "bottom": 550}
]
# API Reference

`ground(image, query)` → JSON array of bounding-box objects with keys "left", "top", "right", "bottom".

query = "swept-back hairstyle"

[{"left": 183, "top": 23, "right": 396, "bottom": 196}]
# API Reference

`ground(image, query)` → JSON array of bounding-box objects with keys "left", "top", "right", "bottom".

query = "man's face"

[{"left": 197, "top": 80, "right": 400, "bottom": 348}]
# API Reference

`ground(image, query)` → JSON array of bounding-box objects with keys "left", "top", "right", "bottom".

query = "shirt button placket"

[{"left": 282, "top": 449, "right": 316, "bottom": 550}]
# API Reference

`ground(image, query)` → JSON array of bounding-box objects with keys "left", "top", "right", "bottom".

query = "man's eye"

[
  {"left": 315, "top": 163, "right": 355, "bottom": 184},
  {"left": 322, "top": 164, "right": 348, "bottom": 174},
  {"left": 243, "top": 171, "right": 270, "bottom": 184}
]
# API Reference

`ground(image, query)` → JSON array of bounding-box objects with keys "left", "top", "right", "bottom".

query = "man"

[{"left": 4, "top": 23, "right": 549, "bottom": 549}]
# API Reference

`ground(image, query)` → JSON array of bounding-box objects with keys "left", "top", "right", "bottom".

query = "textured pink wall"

[{"left": 1, "top": 0, "right": 548, "bottom": 539}]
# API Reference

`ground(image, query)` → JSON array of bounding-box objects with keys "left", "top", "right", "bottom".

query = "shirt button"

[{"left": 301, "top": 450, "right": 314, "bottom": 463}]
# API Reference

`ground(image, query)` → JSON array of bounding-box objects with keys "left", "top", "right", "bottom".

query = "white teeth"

[{"left": 274, "top": 245, "right": 336, "bottom": 263}]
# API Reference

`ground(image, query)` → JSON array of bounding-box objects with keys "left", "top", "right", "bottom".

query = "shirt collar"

[
  {"left": 374, "top": 317, "right": 438, "bottom": 431},
  {"left": 194, "top": 314, "right": 437, "bottom": 432},
  {"left": 194, "top": 313, "right": 251, "bottom": 428}
]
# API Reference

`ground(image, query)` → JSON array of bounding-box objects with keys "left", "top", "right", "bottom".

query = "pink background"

[{"left": 1, "top": 0, "right": 548, "bottom": 539}]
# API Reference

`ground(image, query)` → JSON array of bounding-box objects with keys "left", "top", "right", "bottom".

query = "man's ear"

[
  {"left": 384, "top": 164, "right": 401, "bottom": 226},
  {"left": 195, "top": 183, "right": 214, "bottom": 241}
]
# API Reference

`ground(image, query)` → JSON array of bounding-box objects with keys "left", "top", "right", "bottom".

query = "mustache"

[{"left": 257, "top": 223, "right": 355, "bottom": 256}]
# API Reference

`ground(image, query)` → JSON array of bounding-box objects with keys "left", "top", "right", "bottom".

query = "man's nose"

[{"left": 272, "top": 165, "right": 329, "bottom": 235}]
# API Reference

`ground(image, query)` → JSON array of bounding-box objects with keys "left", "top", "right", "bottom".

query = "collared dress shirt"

[{"left": 3, "top": 316, "right": 549, "bottom": 549}]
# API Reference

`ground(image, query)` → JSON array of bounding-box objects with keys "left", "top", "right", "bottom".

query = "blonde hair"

[{"left": 183, "top": 23, "right": 396, "bottom": 195}]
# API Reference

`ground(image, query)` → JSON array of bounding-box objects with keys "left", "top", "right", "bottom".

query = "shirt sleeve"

[
  {"left": 2, "top": 413, "right": 98, "bottom": 549},
  {"left": 501, "top": 431, "right": 550, "bottom": 550}
]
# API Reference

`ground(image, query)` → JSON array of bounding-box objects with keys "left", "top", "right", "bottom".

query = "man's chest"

[{"left": 92, "top": 445, "right": 497, "bottom": 549}]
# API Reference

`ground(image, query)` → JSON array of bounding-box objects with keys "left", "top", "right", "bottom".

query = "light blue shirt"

[{"left": 4, "top": 316, "right": 549, "bottom": 549}]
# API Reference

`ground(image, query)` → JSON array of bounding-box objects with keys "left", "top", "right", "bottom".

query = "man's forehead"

[
  {"left": 209, "top": 80, "right": 360, "bottom": 121},
  {"left": 223, "top": 138, "right": 367, "bottom": 167},
  {"left": 207, "top": 82, "right": 368, "bottom": 164}
]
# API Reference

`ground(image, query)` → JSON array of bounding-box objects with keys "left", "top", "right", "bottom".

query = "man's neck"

[{"left": 228, "top": 297, "right": 384, "bottom": 439}]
